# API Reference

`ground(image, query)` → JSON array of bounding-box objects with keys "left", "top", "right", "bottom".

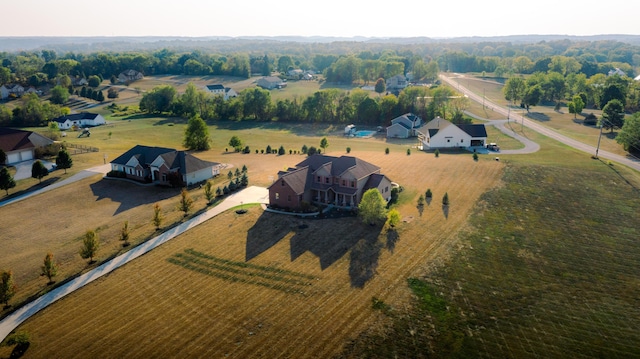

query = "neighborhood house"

[
  {"left": 417, "top": 117, "right": 488, "bottom": 149},
  {"left": 386, "top": 113, "right": 425, "bottom": 139},
  {"left": 52, "top": 113, "right": 107, "bottom": 130},
  {"left": 205, "top": 84, "right": 238, "bottom": 100},
  {"left": 110, "top": 145, "right": 221, "bottom": 186},
  {"left": 0, "top": 84, "right": 25, "bottom": 100},
  {"left": 118, "top": 69, "right": 144, "bottom": 83},
  {"left": 257, "top": 76, "right": 287, "bottom": 90},
  {"left": 268, "top": 155, "right": 392, "bottom": 211},
  {"left": 0, "top": 127, "right": 54, "bottom": 165}
]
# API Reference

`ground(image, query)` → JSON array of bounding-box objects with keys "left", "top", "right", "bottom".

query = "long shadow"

[
  {"left": 1, "top": 176, "right": 62, "bottom": 201},
  {"left": 89, "top": 179, "right": 179, "bottom": 215},
  {"left": 246, "top": 212, "right": 385, "bottom": 287},
  {"left": 526, "top": 112, "right": 550, "bottom": 122},
  {"left": 598, "top": 159, "right": 640, "bottom": 192}
]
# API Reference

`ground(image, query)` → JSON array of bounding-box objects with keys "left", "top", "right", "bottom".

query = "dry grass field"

[{"left": 1, "top": 149, "right": 504, "bottom": 358}]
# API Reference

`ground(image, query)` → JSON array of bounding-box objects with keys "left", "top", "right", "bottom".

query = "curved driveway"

[
  {"left": 0, "top": 186, "right": 269, "bottom": 342},
  {"left": 440, "top": 73, "right": 640, "bottom": 172}
]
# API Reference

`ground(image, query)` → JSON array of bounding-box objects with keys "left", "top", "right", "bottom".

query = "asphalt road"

[{"left": 440, "top": 73, "right": 640, "bottom": 172}]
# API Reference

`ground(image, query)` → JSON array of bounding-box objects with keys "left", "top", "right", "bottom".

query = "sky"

[{"left": 4, "top": 0, "right": 640, "bottom": 38}]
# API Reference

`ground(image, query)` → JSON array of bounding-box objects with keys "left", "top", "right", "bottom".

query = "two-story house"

[{"left": 268, "top": 155, "right": 392, "bottom": 211}]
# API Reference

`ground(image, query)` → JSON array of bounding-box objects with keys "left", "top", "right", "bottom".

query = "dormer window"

[{"left": 281, "top": 180, "right": 285, "bottom": 186}]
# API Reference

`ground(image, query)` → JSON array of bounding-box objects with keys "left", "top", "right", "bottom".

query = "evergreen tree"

[
  {"left": 31, "top": 160, "right": 49, "bottom": 183},
  {"left": 0, "top": 167, "right": 16, "bottom": 195},
  {"left": 56, "top": 149, "right": 73, "bottom": 174}
]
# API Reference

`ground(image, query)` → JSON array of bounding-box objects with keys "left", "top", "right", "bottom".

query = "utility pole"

[{"left": 595, "top": 124, "right": 603, "bottom": 158}]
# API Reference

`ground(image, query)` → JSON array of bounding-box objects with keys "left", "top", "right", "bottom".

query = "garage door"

[
  {"left": 7, "top": 153, "right": 20, "bottom": 164},
  {"left": 20, "top": 150, "right": 33, "bottom": 161}
]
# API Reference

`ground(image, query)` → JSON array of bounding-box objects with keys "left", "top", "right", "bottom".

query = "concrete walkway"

[
  {"left": 0, "top": 164, "right": 112, "bottom": 208},
  {"left": 0, "top": 186, "right": 269, "bottom": 342}
]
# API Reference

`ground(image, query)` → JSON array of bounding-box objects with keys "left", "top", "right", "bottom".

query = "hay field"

[{"left": 6, "top": 150, "right": 503, "bottom": 358}]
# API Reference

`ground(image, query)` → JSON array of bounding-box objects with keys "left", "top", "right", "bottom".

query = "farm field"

[{"left": 1, "top": 146, "right": 504, "bottom": 358}]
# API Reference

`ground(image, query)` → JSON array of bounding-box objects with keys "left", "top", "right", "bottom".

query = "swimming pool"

[{"left": 353, "top": 130, "right": 376, "bottom": 138}]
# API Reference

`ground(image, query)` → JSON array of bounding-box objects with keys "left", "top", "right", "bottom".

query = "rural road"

[
  {"left": 0, "top": 186, "right": 269, "bottom": 342},
  {"left": 440, "top": 73, "right": 640, "bottom": 172}
]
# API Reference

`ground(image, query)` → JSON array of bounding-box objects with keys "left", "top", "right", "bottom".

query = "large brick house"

[
  {"left": 268, "top": 155, "right": 392, "bottom": 210},
  {"left": 110, "top": 145, "right": 221, "bottom": 186}
]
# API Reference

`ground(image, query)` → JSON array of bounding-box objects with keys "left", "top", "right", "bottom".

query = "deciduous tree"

[
  {"left": 358, "top": 188, "right": 387, "bottom": 226},
  {"left": 49, "top": 85, "right": 70, "bottom": 105},
  {"left": 0, "top": 270, "right": 17, "bottom": 307},
  {"left": 152, "top": 203, "right": 163, "bottom": 230},
  {"left": 602, "top": 99, "right": 625, "bottom": 133},
  {"left": 41, "top": 252, "right": 58, "bottom": 284},
  {"left": 178, "top": 189, "right": 193, "bottom": 216},
  {"left": 374, "top": 78, "right": 386, "bottom": 96},
  {"left": 568, "top": 95, "right": 585, "bottom": 119},
  {"left": 80, "top": 230, "right": 100, "bottom": 263},
  {"left": 183, "top": 115, "right": 211, "bottom": 151},
  {"left": 320, "top": 137, "right": 329, "bottom": 151},
  {"left": 616, "top": 112, "right": 640, "bottom": 154},
  {"left": 228, "top": 135, "right": 243, "bottom": 152},
  {"left": 387, "top": 208, "right": 401, "bottom": 228},
  {"left": 120, "top": 221, "right": 130, "bottom": 246},
  {"left": 204, "top": 180, "right": 214, "bottom": 204}
]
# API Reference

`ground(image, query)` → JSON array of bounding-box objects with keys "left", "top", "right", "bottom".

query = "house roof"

[
  {"left": 111, "top": 145, "right": 177, "bottom": 166},
  {"left": 273, "top": 166, "right": 309, "bottom": 195},
  {"left": 261, "top": 76, "right": 283, "bottom": 83},
  {"left": 206, "top": 84, "right": 224, "bottom": 91},
  {"left": 296, "top": 155, "right": 380, "bottom": 180},
  {"left": 111, "top": 145, "right": 218, "bottom": 175},
  {"left": 0, "top": 127, "right": 35, "bottom": 152},
  {"left": 458, "top": 124, "right": 487, "bottom": 138},
  {"left": 52, "top": 113, "right": 100, "bottom": 123}
]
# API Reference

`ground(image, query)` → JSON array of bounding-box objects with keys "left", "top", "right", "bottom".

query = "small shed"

[{"left": 345, "top": 124, "right": 356, "bottom": 135}]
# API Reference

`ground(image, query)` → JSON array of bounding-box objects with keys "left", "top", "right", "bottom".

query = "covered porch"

[{"left": 312, "top": 188, "right": 358, "bottom": 209}]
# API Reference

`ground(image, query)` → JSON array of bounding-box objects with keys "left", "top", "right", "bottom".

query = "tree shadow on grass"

[
  {"left": 246, "top": 212, "right": 385, "bottom": 287},
  {"left": 1, "top": 176, "right": 62, "bottom": 202},
  {"left": 386, "top": 228, "right": 399, "bottom": 253},
  {"left": 90, "top": 178, "right": 180, "bottom": 215},
  {"left": 526, "top": 112, "right": 550, "bottom": 122}
]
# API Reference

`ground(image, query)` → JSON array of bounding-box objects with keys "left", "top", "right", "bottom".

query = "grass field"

[
  {"left": 1, "top": 145, "right": 503, "bottom": 358},
  {"left": 2, "top": 73, "right": 640, "bottom": 357}
]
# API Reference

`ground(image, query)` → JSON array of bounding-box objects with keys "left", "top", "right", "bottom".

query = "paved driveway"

[{"left": 12, "top": 159, "right": 56, "bottom": 181}]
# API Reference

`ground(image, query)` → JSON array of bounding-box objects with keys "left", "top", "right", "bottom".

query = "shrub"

[
  {"left": 417, "top": 194, "right": 425, "bottom": 206},
  {"left": 473, "top": 153, "right": 478, "bottom": 161},
  {"left": 278, "top": 145, "right": 285, "bottom": 155},
  {"left": 385, "top": 147, "right": 389, "bottom": 154},
  {"left": 307, "top": 146, "right": 317, "bottom": 156},
  {"left": 346, "top": 147, "right": 351, "bottom": 153},
  {"left": 584, "top": 113, "right": 598, "bottom": 125},
  {"left": 407, "top": 148, "right": 411, "bottom": 155},
  {"left": 266, "top": 145, "right": 272, "bottom": 154},
  {"left": 435, "top": 149, "right": 440, "bottom": 157},
  {"left": 442, "top": 192, "right": 450, "bottom": 206},
  {"left": 243, "top": 146, "right": 250, "bottom": 154},
  {"left": 425, "top": 189, "right": 432, "bottom": 198},
  {"left": 301, "top": 144, "right": 308, "bottom": 154},
  {"left": 261, "top": 149, "right": 264, "bottom": 154}
]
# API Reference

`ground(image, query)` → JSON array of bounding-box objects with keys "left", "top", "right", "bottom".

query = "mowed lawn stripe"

[{"left": 167, "top": 253, "right": 313, "bottom": 293}]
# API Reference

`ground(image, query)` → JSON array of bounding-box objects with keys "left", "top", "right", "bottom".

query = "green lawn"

[{"left": 343, "top": 141, "right": 640, "bottom": 358}]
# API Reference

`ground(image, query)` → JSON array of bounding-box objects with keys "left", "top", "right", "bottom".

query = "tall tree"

[
  {"left": 358, "top": 188, "right": 387, "bottom": 226},
  {"left": 80, "top": 230, "right": 100, "bottom": 263},
  {"left": 602, "top": 99, "right": 625, "bottom": 134},
  {"left": 567, "top": 95, "right": 585, "bottom": 119},
  {"left": 31, "top": 160, "right": 49, "bottom": 183},
  {"left": 204, "top": 180, "right": 214, "bottom": 204},
  {"left": 183, "top": 115, "right": 211, "bottom": 151},
  {"left": 41, "top": 252, "right": 59, "bottom": 284},
  {"left": 0, "top": 167, "right": 16, "bottom": 195},
  {"left": 49, "top": 85, "right": 70, "bottom": 105},
  {"left": 0, "top": 270, "right": 17, "bottom": 307},
  {"left": 374, "top": 78, "right": 386, "bottom": 96},
  {"left": 616, "top": 112, "right": 640, "bottom": 154},
  {"left": 503, "top": 77, "right": 526, "bottom": 105},
  {"left": 56, "top": 149, "right": 73, "bottom": 174}
]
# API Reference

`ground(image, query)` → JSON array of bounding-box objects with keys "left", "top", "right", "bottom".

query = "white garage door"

[
  {"left": 7, "top": 153, "right": 20, "bottom": 164},
  {"left": 20, "top": 150, "right": 33, "bottom": 161}
]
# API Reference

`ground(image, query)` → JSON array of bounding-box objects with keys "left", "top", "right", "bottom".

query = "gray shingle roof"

[{"left": 458, "top": 124, "right": 488, "bottom": 138}]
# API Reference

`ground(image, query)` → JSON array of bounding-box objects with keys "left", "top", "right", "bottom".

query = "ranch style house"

[
  {"left": 418, "top": 117, "right": 488, "bottom": 149},
  {"left": 110, "top": 145, "right": 221, "bottom": 186},
  {"left": 52, "top": 113, "right": 106, "bottom": 130},
  {"left": 268, "top": 155, "right": 392, "bottom": 211}
]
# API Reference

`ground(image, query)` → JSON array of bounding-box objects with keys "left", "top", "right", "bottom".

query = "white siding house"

[
  {"left": 52, "top": 113, "right": 106, "bottom": 130},
  {"left": 386, "top": 113, "right": 424, "bottom": 138},
  {"left": 418, "top": 117, "right": 487, "bottom": 149}
]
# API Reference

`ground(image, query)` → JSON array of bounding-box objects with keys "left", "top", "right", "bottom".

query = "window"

[
  {"left": 342, "top": 179, "right": 346, "bottom": 186},
  {"left": 385, "top": 186, "right": 389, "bottom": 193},
  {"left": 287, "top": 195, "right": 291, "bottom": 202},
  {"left": 275, "top": 193, "right": 279, "bottom": 200},
  {"left": 281, "top": 180, "right": 285, "bottom": 186},
  {"left": 351, "top": 181, "right": 356, "bottom": 188},
  {"left": 162, "top": 173, "right": 167, "bottom": 182},
  {"left": 317, "top": 176, "right": 321, "bottom": 182},
  {"left": 447, "top": 139, "right": 450, "bottom": 143},
  {"left": 460, "top": 139, "right": 464, "bottom": 143},
  {"left": 325, "top": 177, "right": 330, "bottom": 184}
]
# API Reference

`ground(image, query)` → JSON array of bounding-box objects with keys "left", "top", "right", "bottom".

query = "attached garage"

[{"left": 0, "top": 127, "right": 52, "bottom": 165}]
